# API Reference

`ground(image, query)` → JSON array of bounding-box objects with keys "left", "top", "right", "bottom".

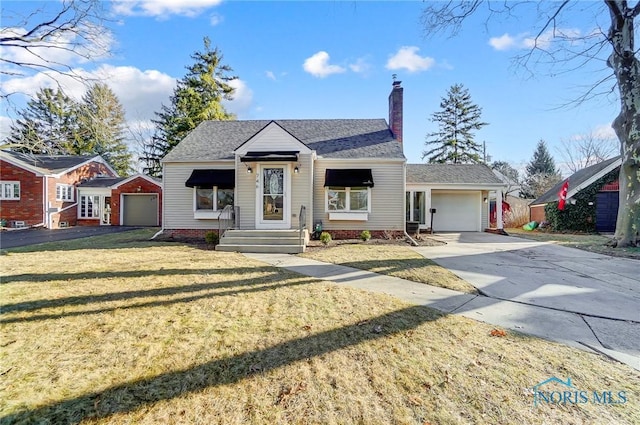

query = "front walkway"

[{"left": 244, "top": 246, "right": 640, "bottom": 371}]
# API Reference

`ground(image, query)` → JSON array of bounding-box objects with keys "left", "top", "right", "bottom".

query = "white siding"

[
  {"left": 313, "top": 160, "right": 405, "bottom": 231},
  {"left": 235, "top": 122, "right": 312, "bottom": 154},
  {"left": 235, "top": 154, "right": 314, "bottom": 229},
  {"left": 481, "top": 190, "right": 489, "bottom": 229},
  {"left": 163, "top": 161, "right": 234, "bottom": 230}
]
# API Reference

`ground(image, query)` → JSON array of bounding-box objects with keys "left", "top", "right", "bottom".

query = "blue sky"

[{"left": 1, "top": 1, "right": 620, "bottom": 173}]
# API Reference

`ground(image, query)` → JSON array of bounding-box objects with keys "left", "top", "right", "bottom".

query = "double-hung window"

[
  {"left": 323, "top": 169, "right": 374, "bottom": 220},
  {"left": 185, "top": 169, "right": 235, "bottom": 219},
  {"left": 56, "top": 184, "right": 74, "bottom": 202},
  {"left": 195, "top": 186, "right": 234, "bottom": 211},
  {"left": 0, "top": 181, "right": 20, "bottom": 200},
  {"left": 326, "top": 187, "right": 369, "bottom": 212}
]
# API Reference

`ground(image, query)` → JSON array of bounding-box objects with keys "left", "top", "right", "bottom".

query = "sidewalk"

[{"left": 244, "top": 252, "right": 640, "bottom": 371}]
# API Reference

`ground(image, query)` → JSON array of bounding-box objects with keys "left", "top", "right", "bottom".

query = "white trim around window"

[
  {"left": 325, "top": 186, "right": 370, "bottom": 220},
  {"left": 79, "top": 194, "right": 101, "bottom": 219},
  {"left": 0, "top": 181, "right": 20, "bottom": 200},
  {"left": 193, "top": 186, "right": 234, "bottom": 219},
  {"left": 56, "top": 184, "right": 75, "bottom": 202}
]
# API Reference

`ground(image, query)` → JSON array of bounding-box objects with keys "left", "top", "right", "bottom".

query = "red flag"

[{"left": 558, "top": 180, "right": 569, "bottom": 210}]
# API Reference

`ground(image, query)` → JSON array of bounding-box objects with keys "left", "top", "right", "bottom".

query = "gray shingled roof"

[
  {"left": 406, "top": 163, "right": 505, "bottom": 185},
  {"left": 77, "top": 177, "right": 126, "bottom": 188},
  {"left": 162, "top": 119, "right": 405, "bottom": 162},
  {"left": 2, "top": 151, "right": 98, "bottom": 174},
  {"left": 531, "top": 156, "right": 621, "bottom": 205}
]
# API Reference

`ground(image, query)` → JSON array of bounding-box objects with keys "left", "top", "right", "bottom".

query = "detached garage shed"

[
  {"left": 406, "top": 164, "right": 506, "bottom": 232},
  {"left": 77, "top": 174, "right": 162, "bottom": 227}
]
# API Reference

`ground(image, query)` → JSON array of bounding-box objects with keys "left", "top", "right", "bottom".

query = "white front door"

[{"left": 256, "top": 165, "right": 291, "bottom": 229}]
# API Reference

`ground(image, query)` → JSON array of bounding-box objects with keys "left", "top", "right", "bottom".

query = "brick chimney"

[{"left": 388, "top": 80, "right": 403, "bottom": 144}]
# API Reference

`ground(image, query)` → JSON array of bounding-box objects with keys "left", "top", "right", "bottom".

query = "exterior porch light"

[
  {"left": 246, "top": 164, "right": 253, "bottom": 174},
  {"left": 483, "top": 197, "right": 488, "bottom": 203},
  {"left": 294, "top": 165, "right": 300, "bottom": 174}
]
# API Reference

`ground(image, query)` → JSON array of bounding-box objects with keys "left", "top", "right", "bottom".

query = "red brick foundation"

[
  {"left": 165, "top": 229, "right": 218, "bottom": 240},
  {"left": 320, "top": 230, "right": 405, "bottom": 240}
]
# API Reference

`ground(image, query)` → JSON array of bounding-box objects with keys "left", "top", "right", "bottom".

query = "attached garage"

[
  {"left": 431, "top": 191, "right": 481, "bottom": 232},
  {"left": 122, "top": 194, "right": 159, "bottom": 226},
  {"left": 406, "top": 164, "right": 506, "bottom": 233}
]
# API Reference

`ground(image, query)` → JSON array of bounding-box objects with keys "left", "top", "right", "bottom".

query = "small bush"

[
  {"left": 360, "top": 230, "right": 371, "bottom": 241},
  {"left": 320, "top": 232, "right": 332, "bottom": 245},
  {"left": 205, "top": 231, "right": 219, "bottom": 245}
]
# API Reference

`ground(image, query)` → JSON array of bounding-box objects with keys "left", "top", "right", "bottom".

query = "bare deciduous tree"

[
  {"left": 557, "top": 130, "right": 619, "bottom": 174},
  {"left": 0, "top": 0, "right": 112, "bottom": 101},
  {"left": 421, "top": 1, "right": 639, "bottom": 247}
]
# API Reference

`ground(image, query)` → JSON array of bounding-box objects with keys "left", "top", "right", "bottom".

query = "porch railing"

[
  {"left": 299, "top": 205, "right": 307, "bottom": 246},
  {"left": 218, "top": 204, "right": 235, "bottom": 238}
]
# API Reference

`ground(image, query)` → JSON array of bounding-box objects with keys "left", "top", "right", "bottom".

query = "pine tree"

[
  {"left": 521, "top": 140, "right": 562, "bottom": 199},
  {"left": 5, "top": 88, "right": 79, "bottom": 154},
  {"left": 422, "top": 84, "right": 488, "bottom": 164},
  {"left": 77, "top": 83, "right": 132, "bottom": 176},
  {"left": 142, "top": 37, "right": 237, "bottom": 176}
]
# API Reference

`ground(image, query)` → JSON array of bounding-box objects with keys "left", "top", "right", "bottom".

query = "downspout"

[
  {"left": 402, "top": 162, "right": 418, "bottom": 246},
  {"left": 150, "top": 165, "right": 165, "bottom": 240},
  {"left": 43, "top": 176, "right": 48, "bottom": 228}
]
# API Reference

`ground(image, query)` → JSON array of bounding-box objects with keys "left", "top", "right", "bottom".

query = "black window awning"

[
  {"left": 240, "top": 151, "right": 299, "bottom": 162},
  {"left": 324, "top": 169, "right": 374, "bottom": 188},
  {"left": 185, "top": 169, "right": 235, "bottom": 188}
]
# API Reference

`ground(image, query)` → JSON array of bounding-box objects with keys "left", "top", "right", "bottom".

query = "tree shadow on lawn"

[
  {"left": 0, "top": 304, "right": 445, "bottom": 424},
  {"left": 0, "top": 273, "right": 312, "bottom": 324},
  {"left": 1, "top": 266, "right": 275, "bottom": 285}
]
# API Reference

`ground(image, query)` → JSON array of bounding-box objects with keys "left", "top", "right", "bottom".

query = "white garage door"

[
  {"left": 122, "top": 194, "right": 158, "bottom": 226},
  {"left": 431, "top": 191, "right": 481, "bottom": 232}
]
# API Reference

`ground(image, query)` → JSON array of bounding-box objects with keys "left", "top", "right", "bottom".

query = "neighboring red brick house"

[
  {"left": 0, "top": 151, "right": 117, "bottom": 229},
  {"left": 1, "top": 150, "right": 163, "bottom": 229},
  {"left": 77, "top": 174, "right": 162, "bottom": 226}
]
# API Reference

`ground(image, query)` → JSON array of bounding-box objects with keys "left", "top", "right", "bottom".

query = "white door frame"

[{"left": 255, "top": 164, "right": 291, "bottom": 229}]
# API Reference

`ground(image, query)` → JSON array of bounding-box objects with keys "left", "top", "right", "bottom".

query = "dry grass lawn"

[
  {"left": 1, "top": 229, "right": 639, "bottom": 424},
  {"left": 506, "top": 228, "right": 640, "bottom": 260},
  {"left": 302, "top": 244, "right": 476, "bottom": 293}
]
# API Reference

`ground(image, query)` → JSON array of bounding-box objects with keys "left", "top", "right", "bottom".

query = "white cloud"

[
  {"left": 592, "top": 124, "right": 616, "bottom": 140},
  {"left": 265, "top": 71, "right": 276, "bottom": 81},
  {"left": 349, "top": 57, "right": 371, "bottom": 75},
  {"left": 2, "top": 65, "right": 176, "bottom": 122},
  {"left": 0, "top": 116, "right": 13, "bottom": 141},
  {"left": 224, "top": 79, "right": 253, "bottom": 116},
  {"left": 490, "top": 29, "right": 581, "bottom": 51},
  {"left": 112, "top": 0, "right": 222, "bottom": 18},
  {"left": 489, "top": 33, "right": 517, "bottom": 51},
  {"left": 303, "top": 51, "right": 346, "bottom": 78},
  {"left": 386, "top": 46, "right": 435, "bottom": 73},
  {"left": 0, "top": 25, "right": 114, "bottom": 76},
  {"left": 209, "top": 13, "right": 223, "bottom": 26}
]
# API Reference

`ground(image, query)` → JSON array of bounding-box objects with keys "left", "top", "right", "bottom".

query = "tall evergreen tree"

[
  {"left": 422, "top": 84, "right": 487, "bottom": 164},
  {"left": 5, "top": 87, "right": 79, "bottom": 154},
  {"left": 142, "top": 37, "right": 237, "bottom": 176},
  {"left": 77, "top": 83, "right": 132, "bottom": 176},
  {"left": 521, "top": 140, "right": 562, "bottom": 199}
]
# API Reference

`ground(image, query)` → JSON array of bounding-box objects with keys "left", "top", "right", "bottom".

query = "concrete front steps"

[{"left": 216, "top": 229, "right": 308, "bottom": 254}]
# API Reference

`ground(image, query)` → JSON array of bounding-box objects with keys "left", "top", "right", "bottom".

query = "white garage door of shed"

[
  {"left": 122, "top": 194, "right": 158, "bottom": 226},
  {"left": 431, "top": 191, "right": 481, "bottom": 232}
]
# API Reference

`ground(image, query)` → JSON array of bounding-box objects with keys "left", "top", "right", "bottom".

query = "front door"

[{"left": 257, "top": 165, "right": 291, "bottom": 229}]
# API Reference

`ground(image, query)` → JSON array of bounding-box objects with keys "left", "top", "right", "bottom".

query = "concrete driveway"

[{"left": 411, "top": 232, "right": 640, "bottom": 366}]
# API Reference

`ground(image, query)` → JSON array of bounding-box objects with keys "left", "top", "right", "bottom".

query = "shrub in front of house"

[
  {"left": 360, "top": 230, "right": 371, "bottom": 241},
  {"left": 205, "top": 231, "right": 219, "bottom": 245},
  {"left": 320, "top": 232, "right": 332, "bottom": 245}
]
